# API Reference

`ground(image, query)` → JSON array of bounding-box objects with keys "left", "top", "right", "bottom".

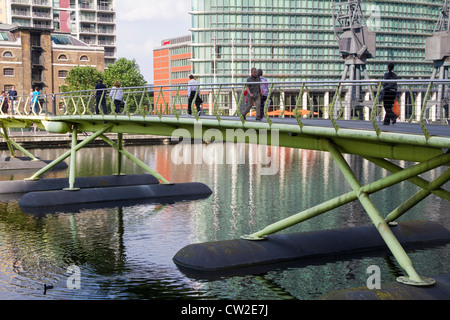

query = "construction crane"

[
  {"left": 331, "top": 0, "right": 376, "bottom": 119},
  {"left": 425, "top": 0, "right": 450, "bottom": 122}
]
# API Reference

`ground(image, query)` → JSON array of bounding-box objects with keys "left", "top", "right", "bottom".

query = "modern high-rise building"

[
  {"left": 189, "top": 0, "right": 443, "bottom": 84},
  {"left": 0, "top": 0, "right": 116, "bottom": 67}
]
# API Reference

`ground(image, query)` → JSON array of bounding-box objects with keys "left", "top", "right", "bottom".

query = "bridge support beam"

[
  {"left": 25, "top": 125, "right": 112, "bottom": 181},
  {"left": 64, "top": 125, "right": 80, "bottom": 191},
  {"left": 326, "top": 140, "right": 435, "bottom": 287},
  {"left": 0, "top": 124, "right": 38, "bottom": 161},
  {"left": 99, "top": 134, "right": 170, "bottom": 184},
  {"left": 384, "top": 169, "right": 450, "bottom": 223},
  {"left": 116, "top": 133, "right": 123, "bottom": 176},
  {"left": 242, "top": 142, "right": 450, "bottom": 287},
  {"left": 24, "top": 125, "right": 171, "bottom": 186}
]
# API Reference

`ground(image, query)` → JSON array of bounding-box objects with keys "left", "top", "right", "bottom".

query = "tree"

[
  {"left": 61, "top": 66, "right": 104, "bottom": 93},
  {"left": 103, "top": 58, "right": 147, "bottom": 88},
  {"left": 103, "top": 58, "right": 150, "bottom": 113}
]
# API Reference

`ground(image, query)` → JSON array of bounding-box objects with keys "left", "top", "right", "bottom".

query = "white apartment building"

[{"left": 0, "top": 0, "right": 116, "bottom": 66}]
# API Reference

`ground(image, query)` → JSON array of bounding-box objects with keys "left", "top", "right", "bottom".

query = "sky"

[{"left": 114, "top": 0, "right": 191, "bottom": 84}]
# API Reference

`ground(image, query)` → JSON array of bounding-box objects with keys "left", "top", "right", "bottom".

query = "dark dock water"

[{"left": 0, "top": 141, "right": 449, "bottom": 301}]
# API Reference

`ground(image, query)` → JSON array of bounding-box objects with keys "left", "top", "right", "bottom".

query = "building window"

[
  {"left": 3, "top": 68, "right": 14, "bottom": 76},
  {"left": 2, "top": 51, "right": 13, "bottom": 58},
  {"left": 80, "top": 55, "right": 89, "bottom": 61},
  {"left": 58, "top": 70, "right": 68, "bottom": 78},
  {"left": 58, "top": 54, "right": 68, "bottom": 60}
]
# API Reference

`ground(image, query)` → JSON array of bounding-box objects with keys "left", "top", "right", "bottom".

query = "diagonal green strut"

[
  {"left": 25, "top": 125, "right": 113, "bottom": 181},
  {"left": 326, "top": 140, "right": 436, "bottom": 286},
  {"left": 243, "top": 142, "right": 450, "bottom": 286}
]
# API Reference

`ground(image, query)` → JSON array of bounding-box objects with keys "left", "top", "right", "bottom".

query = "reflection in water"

[{"left": 0, "top": 143, "right": 449, "bottom": 300}]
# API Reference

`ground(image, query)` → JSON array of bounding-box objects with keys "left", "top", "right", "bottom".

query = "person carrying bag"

[{"left": 381, "top": 63, "right": 398, "bottom": 125}]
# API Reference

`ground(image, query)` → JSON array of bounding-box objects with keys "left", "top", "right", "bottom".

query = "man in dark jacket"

[
  {"left": 242, "top": 68, "right": 262, "bottom": 120},
  {"left": 95, "top": 79, "right": 107, "bottom": 115},
  {"left": 382, "top": 63, "right": 398, "bottom": 125}
]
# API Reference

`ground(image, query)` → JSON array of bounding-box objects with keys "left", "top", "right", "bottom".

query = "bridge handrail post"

[
  {"left": 212, "top": 85, "right": 222, "bottom": 122},
  {"left": 293, "top": 83, "right": 305, "bottom": 129},
  {"left": 304, "top": 85, "right": 315, "bottom": 119},
  {"left": 329, "top": 82, "right": 342, "bottom": 132},
  {"left": 15, "top": 97, "right": 23, "bottom": 116},
  {"left": 137, "top": 87, "right": 147, "bottom": 117},
  {"left": 278, "top": 87, "right": 286, "bottom": 118},
  {"left": 407, "top": 85, "right": 416, "bottom": 123},
  {"left": 154, "top": 87, "right": 165, "bottom": 119},
  {"left": 370, "top": 82, "right": 383, "bottom": 135},
  {"left": 122, "top": 89, "right": 132, "bottom": 117},
  {"left": 51, "top": 94, "right": 57, "bottom": 116},
  {"left": 110, "top": 88, "right": 117, "bottom": 116},
  {"left": 420, "top": 82, "right": 433, "bottom": 140},
  {"left": 235, "top": 85, "right": 246, "bottom": 122},
  {"left": 173, "top": 86, "right": 182, "bottom": 120},
  {"left": 263, "top": 83, "right": 275, "bottom": 126}
]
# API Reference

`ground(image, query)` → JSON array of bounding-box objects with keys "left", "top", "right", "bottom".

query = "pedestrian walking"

[
  {"left": 381, "top": 63, "right": 398, "bottom": 125},
  {"left": 242, "top": 68, "right": 262, "bottom": 120},
  {"left": 109, "top": 81, "right": 124, "bottom": 114},
  {"left": 31, "top": 87, "right": 40, "bottom": 114},
  {"left": 187, "top": 75, "right": 203, "bottom": 116},
  {"left": 94, "top": 79, "right": 108, "bottom": 115},
  {"left": 7, "top": 85, "right": 17, "bottom": 114},
  {"left": 258, "top": 69, "right": 270, "bottom": 117}
]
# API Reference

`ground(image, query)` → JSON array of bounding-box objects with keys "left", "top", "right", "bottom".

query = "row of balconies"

[
  {"left": 80, "top": 36, "right": 115, "bottom": 46},
  {"left": 12, "top": 9, "right": 114, "bottom": 23},
  {"left": 11, "top": 0, "right": 114, "bottom": 12},
  {"left": 12, "top": 16, "right": 115, "bottom": 34},
  {"left": 79, "top": 25, "right": 115, "bottom": 34}
]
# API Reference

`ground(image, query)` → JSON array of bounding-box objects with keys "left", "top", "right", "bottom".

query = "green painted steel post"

[
  {"left": 326, "top": 140, "right": 435, "bottom": 286},
  {"left": 0, "top": 125, "right": 15, "bottom": 157},
  {"left": 116, "top": 133, "right": 123, "bottom": 176},
  {"left": 0, "top": 126, "right": 39, "bottom": 160},
  {"left": 244, "top": 151, "right": 450, "bottom": 240},
  {"left": 7, "top": 139, "right": 39, "bottom": 161},
  {"left": 25, "top": 125, "right": 112, "bottom": 181},
  {"left": 364, "top": 156, "right": 450, "bottom": 202},
  {"left": 65, "top": 125, "right": 80, "bottom": 191}
]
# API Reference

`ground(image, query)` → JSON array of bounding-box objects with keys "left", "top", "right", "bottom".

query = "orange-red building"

[{"left": 153, "top": 35, "right": 194, "bottom": 113}]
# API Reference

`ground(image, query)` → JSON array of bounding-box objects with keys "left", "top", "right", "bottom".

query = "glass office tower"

[{"left": 190, "top": 0, "right": 443, "bottom": 84}]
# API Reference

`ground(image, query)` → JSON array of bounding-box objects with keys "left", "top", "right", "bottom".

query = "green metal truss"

[{"left": 0, "top": 80, "right": 449, "bottom": 286}]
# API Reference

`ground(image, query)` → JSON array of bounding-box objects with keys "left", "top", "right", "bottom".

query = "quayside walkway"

[{"left": 0, "top": 79, "right": 449, "bottom": 293}]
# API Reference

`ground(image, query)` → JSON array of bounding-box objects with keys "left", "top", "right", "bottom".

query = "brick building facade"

[{"left": 0, "top": 24, "right": 104, "bottom": 98}]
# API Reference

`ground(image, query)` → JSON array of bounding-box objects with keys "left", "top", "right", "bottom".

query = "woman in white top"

[{"left": 109, "top": 81, "right": 124, "bottom": 114}]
